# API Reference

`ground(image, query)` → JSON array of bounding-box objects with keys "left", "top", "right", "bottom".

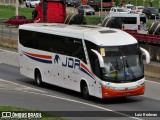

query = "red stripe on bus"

[
  {"left": 81, "top": 63, "right": 94, "bottom": 78},
  {"left": 22, "top": 51, "right": 52, "bottom": 59}
]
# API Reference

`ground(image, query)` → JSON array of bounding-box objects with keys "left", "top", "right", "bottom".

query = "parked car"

[
  {"left": 66, "top": 0, "right": 81, "bottom": 8},
  {"left": 109, "top": 7, "right": 128, "bottom": 14},
  {"left": 131, "top": 6, "right": 144, "bottom": 14},
  {"left": 123, "top": 4, "right": 134, "bottom": 13},
  {"left": 26, "top": 0, "right": 40, "bottom": 8},
  {"left": 66, "top": 0, "right": 73, "bottom": 7},
  {"left": 78, "top": 5, "right": 95, "bottom": 15},
  {"left": 4, "top": 15, "right": 33, "bottom": 27},
  {"left": 142, "top": 7, "right": 159, "bottom": 19}
]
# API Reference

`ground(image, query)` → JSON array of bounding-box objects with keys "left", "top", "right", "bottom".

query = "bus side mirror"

[
  {"left": 140, "top": 47, "right": 150, "bottom": 64},
  {"left": 91, "top": 49, "right": 104, "bottom": 68}
]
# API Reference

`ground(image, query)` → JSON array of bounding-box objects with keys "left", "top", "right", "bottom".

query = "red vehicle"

[
  {"left": 33, "top": 0, "right": 66, "bottom": 23},
  {"left": 124, "top": 29, "right": 160, "bottom": 44},
  {"left": 4, "top": 15, "right": 33, "bottom": 27},
  {"left": 123, "top": 22, "right": 160, "bottom": 44},
  {"left": 101, "top": 0, "right": 114, "bottom": 9}
]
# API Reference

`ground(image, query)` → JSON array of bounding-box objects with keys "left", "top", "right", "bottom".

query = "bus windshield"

[{"left": 100, "top": 44, "right": 144, "bottom": 83}]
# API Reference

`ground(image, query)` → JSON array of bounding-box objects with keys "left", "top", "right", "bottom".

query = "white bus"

[{"left": 18, "top": 23, "right": 150, "bottom": 99}]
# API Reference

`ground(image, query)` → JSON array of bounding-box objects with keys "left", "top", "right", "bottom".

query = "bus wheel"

[
  {"left": 35, "top": 70, "right": 43, "bottom": 87},
  {"left": 81, "top": 82, "right": 90, "bottom": 99}
]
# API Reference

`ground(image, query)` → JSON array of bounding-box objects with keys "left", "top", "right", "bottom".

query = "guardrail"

[
  {"left": 0, "top": 0, "right": 25, "bottom": 7},
  {"left": 0, "top": 0, "right": 16, "bottom": 5},
  {"left": 0, "top": 23, "right": 18, "bottom": 49},
  {"left": 0, "top": 24, "right": 18, "bottom": 40},
  {"left": 0, "top": 18, "right": 18, "bottom": 48}
]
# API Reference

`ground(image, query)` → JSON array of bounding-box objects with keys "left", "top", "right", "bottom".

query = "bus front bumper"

[{"left": 101, "top": 85, "right": 145, "bottom": 98}]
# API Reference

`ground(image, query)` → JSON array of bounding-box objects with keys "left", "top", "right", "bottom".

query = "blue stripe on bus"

[{"left": 81, "top": 67, "right": 95, "bottom": 80}]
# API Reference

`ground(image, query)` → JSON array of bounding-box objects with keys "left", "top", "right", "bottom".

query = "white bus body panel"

[{"left": 19, "top": 23, "right": 140, "bottom": 98}]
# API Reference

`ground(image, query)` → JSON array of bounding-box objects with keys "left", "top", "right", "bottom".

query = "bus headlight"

[
  {"left": 108, "top": 86, "right": 116, "bottom": 90},
  {"left": 101, "top": 81, "right": 116, "bottom": 90},
  {"left": 138, "top": 80, "right": 145, "bottom": 86}
]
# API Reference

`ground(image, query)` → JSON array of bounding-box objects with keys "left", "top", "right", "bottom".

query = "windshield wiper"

[
  {"left": 115, "top": 58, "right": 119, "bottom": 71},
  {"left": 125, "top": 59, "right": 136, "bottom": 79}
]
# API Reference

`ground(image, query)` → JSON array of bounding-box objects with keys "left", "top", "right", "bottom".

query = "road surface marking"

[
  {"left": 0, "top": 79, "right": 47, "bottom": 93},
  {"left": 26, "top": 91, "right": 142, "bottom": 120},
  {"left": 146, "top": 80, "right": 160, "bottom": 85},
  {"left": 0, "top": 78, "right": 142, "bottom": 119},
  {"left": 0, "top": 49, "right": 18, "bottom": 54}
]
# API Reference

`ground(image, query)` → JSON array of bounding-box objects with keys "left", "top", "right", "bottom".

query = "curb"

[{"left": 144, "top": 63, "right": 160, "bottom": 78}]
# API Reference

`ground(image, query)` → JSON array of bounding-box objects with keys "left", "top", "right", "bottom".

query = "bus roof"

[{"left": 19, "top": 23, "right": 137, "bottom": 46}]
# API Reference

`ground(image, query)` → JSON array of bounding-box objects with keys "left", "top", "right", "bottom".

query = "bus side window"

[
  {"left": 85, "top": 41, "right": 102, "bottom": 78},
  {"left": 92, "top": 53, "right": 101, "bottom": 78},
  {"left": 72, "top": 39, "right": 86, "bottom": 63}
]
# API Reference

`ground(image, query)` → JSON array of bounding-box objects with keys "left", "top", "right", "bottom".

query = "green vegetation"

[
  {"left": 114, "top": 0, "right": 160, "bottom": 8},
  {"left": 0, "top": 5, "right": 33, "bottom": 19},
  {"left": 147, "top": 19, "right": 153, "bottom": 28},
  {"left": 85, "top": 16, "right": 101, "bottom": 25},
  {"left": 0, "top": 5, "right": 156, "bottom": 28},
  {"left": 0, "top": 106, "right": 65, "bottom": 120}
]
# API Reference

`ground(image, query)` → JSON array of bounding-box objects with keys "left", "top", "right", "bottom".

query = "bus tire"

[
  {"left": 35, "top": 70, "right": 43, "bottom": 87},
  {"left": 81, "top": 81, "right": 90, "bottom": 99},
  {"left": 148, "top": 22, "right": 160, "bottom": 34}
]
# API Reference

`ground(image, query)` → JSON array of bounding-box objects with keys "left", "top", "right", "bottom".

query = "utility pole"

[
  {"left": 16, "top": 0, "right": 18, "bottom": 16},
  {"left": 101, "top": 0, "right": 103, "bottom": 23},
  {"left": 143, "top": 0, "right": 145, "bottom": 6},
  {"left": 136, "top": 0, "right": 137, "bottom": 6}
]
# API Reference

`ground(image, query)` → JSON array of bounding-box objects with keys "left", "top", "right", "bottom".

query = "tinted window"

[
  {"left": 19, "top": 30, "right": 86, "bottom": 63},
  {"left": 140, "top": 17, "right": 146, "bottom": 23},
  {"left": 85, "top": 41, "right": 101, "bottom": 77},
  {"left": 10, "top": 16, "right": 16, "bottom": 19},
  {"left": 115, "top": 17, "right": 137, "bottom": 24},
  {"left": 150, "top": 8, "right": 158, "bottom": 13}
]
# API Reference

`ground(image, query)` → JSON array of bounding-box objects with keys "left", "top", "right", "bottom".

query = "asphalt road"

[{"left": 0, "top": 49, "right": 160, "bottom": 120}]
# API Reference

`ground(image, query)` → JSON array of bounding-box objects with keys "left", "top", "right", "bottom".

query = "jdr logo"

[
  {"left": 62, "top": 57, "right": 80, "bottom": 70},
  {"left": 54, "top": 55, "right": 80, "bottom": 70}
]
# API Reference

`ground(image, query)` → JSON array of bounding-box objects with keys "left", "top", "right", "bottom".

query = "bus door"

[
  {"left": 89, "top": 51, "right": 102, "bottom": 97},
  {"left": 85, "top": 41, "right": 103, "bottom": 97}
]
